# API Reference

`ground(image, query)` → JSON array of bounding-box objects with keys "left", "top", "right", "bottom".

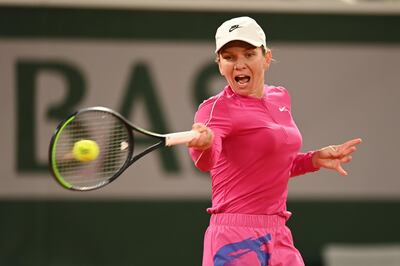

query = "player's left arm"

[
  {"left": 289, "top": 151, "right": 320, "bottom": 177},
  {"left": 290, "top": 138, "right": 362, "bottom": 177},
  {"left": 311, "top": 138, "right": 362, "bottom": 176}
]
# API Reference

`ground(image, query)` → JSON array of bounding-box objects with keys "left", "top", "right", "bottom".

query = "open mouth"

[{"left": 234, "top": 75, "right": 250, "bottom": 85}]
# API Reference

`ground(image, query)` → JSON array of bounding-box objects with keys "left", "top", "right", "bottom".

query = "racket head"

[{"left": 48, "top": 107, "right": 134, "bottom": 191}]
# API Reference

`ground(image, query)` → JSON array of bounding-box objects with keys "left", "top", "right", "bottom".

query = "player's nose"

[{"left": 234, "top": 62, "right": 246, "bottom": 70}]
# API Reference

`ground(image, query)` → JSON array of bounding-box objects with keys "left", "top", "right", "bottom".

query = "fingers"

[
  {"left": 329, "top": 138, "right": 362, "bottom": 158},
  {"left": 336, "top": 164, "right": 348, "bottom": 176},
  {"left": 338, "top": 146, "right": 357, "bottom": 157},
  {"left": 333, "top": 139, "right": 361, "bottom": 176},
  {"left": 328, "top": 158, "right": 349, "bottom": 176},
  {"left": 340, "top": 155, "right": 352, "bottom": 164},
  {"left": 322, "top": 145, "right": 341, "bottom": 158},
  {"left": 334, "top": 156, "right": 351, "bottom": 176},
  {"left": 188, "top": 123, "right": 214, "bottom": 150},
  {"left": 338, "top": 138, "right": 362, "bottom": 153},
  {"left": 343, "top": 138, "right": 363, "bottom": 148},
  {"left": 191, "top": 123, "right": 208, "bottom": 133},
  {"left": 321, "top": 138, "right": 361, "bottom": 176}
]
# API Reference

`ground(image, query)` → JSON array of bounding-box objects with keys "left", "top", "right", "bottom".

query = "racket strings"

[{"left": 53, "top": 110, "right": 132, "bottom": 189}]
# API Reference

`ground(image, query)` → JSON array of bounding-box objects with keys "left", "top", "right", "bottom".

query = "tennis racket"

[{"left": 48, "top": 106, "right": 199, "bottom": 191}]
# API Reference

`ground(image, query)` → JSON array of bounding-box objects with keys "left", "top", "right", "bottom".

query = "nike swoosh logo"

[
  {"left": 279, "top": 107, "right": 286, "bottom": 112},
  {"left": 229, "top": 25, "right": 240, "bottom": 32}
]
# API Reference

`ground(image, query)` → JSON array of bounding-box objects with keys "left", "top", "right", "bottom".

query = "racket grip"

[{"left": 165, "top": 130, "right": 200, "bottom": 146}]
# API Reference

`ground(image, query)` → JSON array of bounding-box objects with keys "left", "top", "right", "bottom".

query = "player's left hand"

[{"left": 312, "top": 138, "right": 362, "bottom": 176}]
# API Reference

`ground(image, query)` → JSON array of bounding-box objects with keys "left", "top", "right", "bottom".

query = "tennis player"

[{"left": 188, "top": 16, "right": 362, "bottom": 266}]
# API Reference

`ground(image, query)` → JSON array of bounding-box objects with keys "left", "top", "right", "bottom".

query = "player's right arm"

[
  {"left": 188, "top": 123, "right": 214, "bottom": 151},
  {"left": 188, "top": 96, "right": 232, "bottom": 172}
]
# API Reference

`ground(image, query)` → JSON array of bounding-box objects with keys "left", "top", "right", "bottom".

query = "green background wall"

[{"left": 1, "top": 200, "right": 400, "bottom": 266}]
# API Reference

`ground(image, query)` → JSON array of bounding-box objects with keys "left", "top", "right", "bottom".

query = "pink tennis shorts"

[{"left": 202, "top": 212, "right": 305, "bottom": 266}]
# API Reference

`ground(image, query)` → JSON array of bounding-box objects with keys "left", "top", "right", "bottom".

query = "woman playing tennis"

[{"left": 188, "top": 16, "right": 362, "bottom": 266}]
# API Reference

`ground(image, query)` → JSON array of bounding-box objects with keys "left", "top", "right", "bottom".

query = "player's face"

[{"left": 218, "top": 41, "right": 271, "bottom": 98}]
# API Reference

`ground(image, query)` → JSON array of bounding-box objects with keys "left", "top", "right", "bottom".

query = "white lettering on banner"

[{"left": 0, "top": 40, "right": 400, "bottom": 200}]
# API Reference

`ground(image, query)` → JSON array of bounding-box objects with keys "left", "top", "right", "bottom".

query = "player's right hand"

[{"left": 188, "top": 123, "right": 214, "bottom": 151}]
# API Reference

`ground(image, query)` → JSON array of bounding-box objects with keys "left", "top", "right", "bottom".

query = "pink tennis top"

[{"left": 189, "top": 85, "right": 319, "bottom": 216}]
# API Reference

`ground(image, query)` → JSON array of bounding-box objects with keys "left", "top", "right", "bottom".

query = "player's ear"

[
  {"left": 263, "top": 48, "right": 272, "bottom": 70},
  {"left": 218, "top": 63, "right": 224, "bottom": 76},
  {"left": 216, "top": 54, "right": 224, "bottom": 76}
]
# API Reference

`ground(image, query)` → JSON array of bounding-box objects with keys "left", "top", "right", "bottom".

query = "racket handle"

[{"left": 165, "top": 130, "right": 200, "bottom": 146}]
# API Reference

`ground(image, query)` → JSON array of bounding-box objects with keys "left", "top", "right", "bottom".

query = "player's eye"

[
  {"left": 245, "top": 51, "right": 256, "bottom": 58},
  {"left": 221, "top": 54, "right": 234, "bottom": 61}
]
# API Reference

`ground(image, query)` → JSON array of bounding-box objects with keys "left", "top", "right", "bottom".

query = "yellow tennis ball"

[{"left": 72, "top": 140, "right": 100, "bottom": 162}]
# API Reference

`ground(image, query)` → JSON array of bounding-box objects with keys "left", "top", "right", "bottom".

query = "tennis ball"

[{"left": 72, "top": 139, "right": 100, "bottom": 162}]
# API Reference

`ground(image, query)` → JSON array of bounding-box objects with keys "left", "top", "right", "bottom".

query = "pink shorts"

[{"left": 202, "top": 213, "right": 304, "bottom": 266}]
